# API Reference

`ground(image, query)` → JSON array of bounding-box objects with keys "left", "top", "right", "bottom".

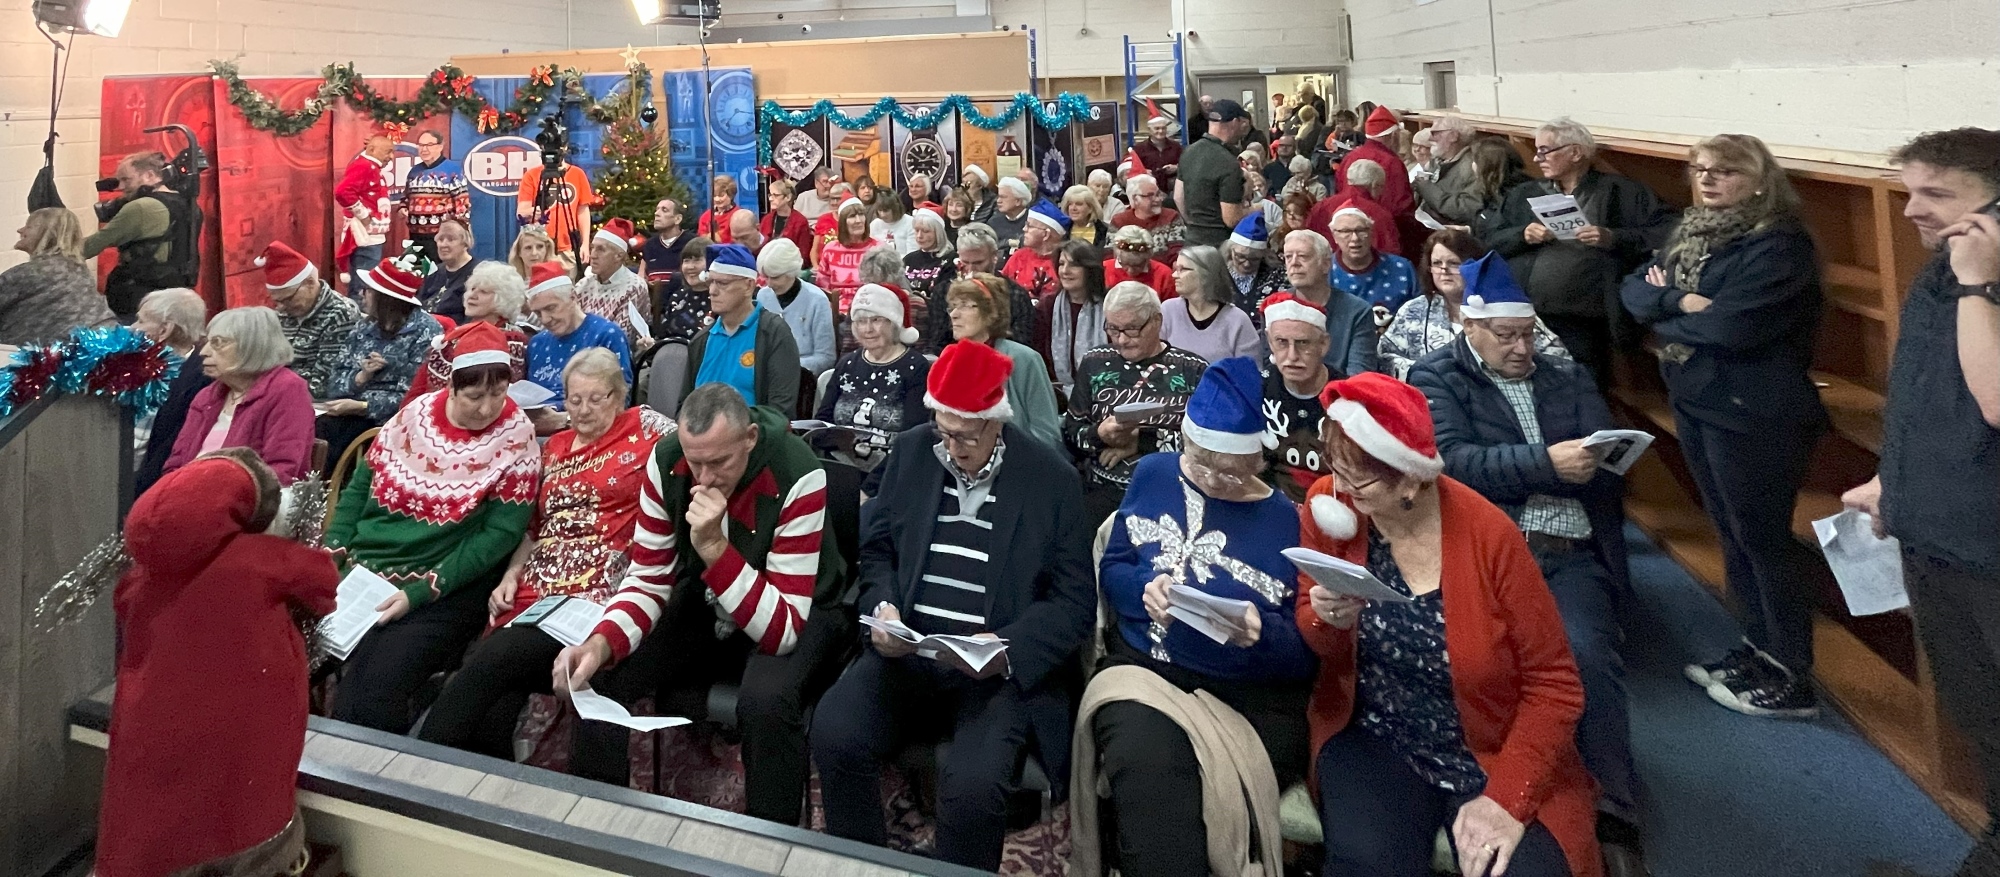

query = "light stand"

[{"left": 28, "top": 0, "right": 130, "bottom": 210}]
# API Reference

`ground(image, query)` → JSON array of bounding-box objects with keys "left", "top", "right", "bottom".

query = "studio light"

[{"left": 32, "top": 0, "right": 131, "bottom": 37}]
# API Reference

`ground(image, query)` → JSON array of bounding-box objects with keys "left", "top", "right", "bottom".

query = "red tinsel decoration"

[
  {"left": 8, "top": 348, "right": 62, "bottom": 408},
  {"left": 89, "top": 349, "right": 171, "bottom": 396}
]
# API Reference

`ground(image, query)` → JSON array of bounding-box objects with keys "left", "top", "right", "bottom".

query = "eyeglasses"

[
  {"left": 1329, "top": 228, "right": 1371, "bottom": 238},
  {"left": 1686, "top": 165, "right": 1745, "bottom": 181},
  {"left": 1429, "top": 261, "right": 1462, "bottom": 274},
  {"left": 1185, "top": 456, "right": 1246, "bottom": 488},
  {"left": 947, "top": 302, "right": 982, "bottom": 314},
  {"left": 565, "top": 390, "right": 619, "bottom": 409},
  {"left": 1104, "top": 318, "right": 1155, "bottom": 339},
  {"left": 1532, "top": 144, "right": 1577, "bottom": 159},
  {"left": 932, "top": 422, "right": 991, "bottom": 448}
]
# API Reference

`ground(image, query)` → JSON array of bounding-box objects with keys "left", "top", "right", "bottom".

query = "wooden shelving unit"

[{"left": 1408, "top": 112, "right": 1986, "bottom": 834}]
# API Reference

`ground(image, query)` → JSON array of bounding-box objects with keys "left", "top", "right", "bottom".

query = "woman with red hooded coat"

[{"left": 96, "top": 450, "right": 340, "bottom": 877}]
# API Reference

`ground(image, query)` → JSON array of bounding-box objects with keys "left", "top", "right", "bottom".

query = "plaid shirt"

[
  {"left": 1483, "top": 362, "right": 1592, "bottom": 540},
  {"left": 278, "top": 283, "right": 361, "bottom": 401}
]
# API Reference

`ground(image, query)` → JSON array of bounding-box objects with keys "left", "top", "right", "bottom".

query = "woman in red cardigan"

[{"left": 1295, "top": 372, "right": 1600, "bottom": 877}]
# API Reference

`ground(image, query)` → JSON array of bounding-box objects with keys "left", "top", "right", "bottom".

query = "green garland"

[{"left": 209, "top": 59, "right": 649, "bottom": 136}]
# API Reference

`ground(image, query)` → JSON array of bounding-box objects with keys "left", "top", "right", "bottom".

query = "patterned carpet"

[{"left": 515, "top": 696, "right": 1074, "bottom": 875}]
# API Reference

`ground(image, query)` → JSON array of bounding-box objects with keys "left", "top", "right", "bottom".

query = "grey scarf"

[
  {"left": 1661, "top": 206, "right": 1763, "bottom": 295},
  {"left": 1049, "top": 296, "right": 1107, "bottom": 388}
]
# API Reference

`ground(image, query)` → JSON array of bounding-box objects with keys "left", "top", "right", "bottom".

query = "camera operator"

[
  {"left": 515, "top": 118, "right": 595, "bottom": 273},
  {"left": 85, "top": 151, "right": 199, "bottom": 322}
]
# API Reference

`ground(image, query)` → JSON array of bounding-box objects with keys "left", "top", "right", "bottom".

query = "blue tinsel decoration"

[
  {"left": 757, "top": 93, "right": 1094, "bottom": 166},
  {"left": 66, "top": 325, "right": 182, "bottom": 418},
  {"left": 0, "top": 327, "right": 181, "bottom": 421}
]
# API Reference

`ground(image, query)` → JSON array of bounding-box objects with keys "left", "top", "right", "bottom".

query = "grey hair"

[
  {"left": 955, "top": 222, "right": 999, "bottom": 254},
  {"left": 1177, "top": 245, "right": 1233, "bottom": 306},
  {"left": 910, "top": 208, "right": 955, "bottom": 258},
  {"left": 1103, "top": 280, "right": 1162, "bottom": 322},
  {"left": 1127, "top": 173, "right": 1160, "bottom": 193},
  {"left": 468, "top": 261, "right": 528, "bottom": 321},
  {"left": 1285, "top": 227, "right": 1332, "bottom": 262},
  {"left": 997, "top": 177, "right": 1032, "bottom": 201},
  {"left": 1412, "top": 128, "right": 1433, "bottom": 146},
  {"left": 858, "top": 246, "right": 907, "bottom": 286},
  {"left": 562, "top": 346, "right": 630, "bottom": 398},
  {"left": 139, "top": 288, "right": 208, "bottom": 347},
  {"left": 1087, "top": 168, "right": 1113, "bottom": 186},
  {"left": 1537, "top": 116, "right": 1598, "bottom": 158},
  {"left": 678, "top": 383, "right": 752, "bottom": 436},
  {"left": 1181, "top": 434, "right": 1265, "bottom": 472},
  {"left": 206, "top": 306, "right": 295, "bottom": 375},
  {"left": 1289, "top": 155, "right": 1312, "bottom": 174},
  {"left": 1431, "top": 115, "right": 1474, "bottom": 140},
  {"left": 1346, "top": 159, "right": 1386, "bottom": 192},
  {"left": 1111, "top": 223, "right": 1156, "bottom": 251}
]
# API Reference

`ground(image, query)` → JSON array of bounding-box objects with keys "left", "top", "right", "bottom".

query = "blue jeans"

[
  {"left": 1536, "top": 545, "right": 1641, "bottom": 822},
  {"left": 348, "top": 243, "right": 383, "bottom": 278}
]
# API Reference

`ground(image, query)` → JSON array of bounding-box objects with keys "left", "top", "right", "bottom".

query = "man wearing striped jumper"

[
  {"left": 556, "top": 384, "right": 849, "bottom": 826},
  {"left": 811, "top": 340, "right": 1097, "bottom": 870}
]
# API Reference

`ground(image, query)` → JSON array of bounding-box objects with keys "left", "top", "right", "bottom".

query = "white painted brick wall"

[
  {"left": 1183, "top": 0, "right": 1345, "bottom": 73},
  {"left": 1345, "top": 0, "right": 2000, "bottom": 154},
  {"left": 993, "top": 0, "right": 1172, "bottom": 78}
]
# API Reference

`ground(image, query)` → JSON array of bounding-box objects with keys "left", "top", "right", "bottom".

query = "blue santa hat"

[
  {"left": 1228, "top": 212, "right": 1269, "bottom": 250},
  {"left": 701, "top": 243, "right": 760, "bottom": 281},
  {"left": 1459, "top": 252, "right": 1536, "bottom": 319},
  {"left": 1181, "top": 356, "right": 1278, "bottom": 455},
  {"left": 1026, "top": 198, "right": 1072, "bottom": 234}
]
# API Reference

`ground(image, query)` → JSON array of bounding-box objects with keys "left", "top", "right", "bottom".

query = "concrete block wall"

[
  {"left": 1344, "top": 0, "right": 2000, "bottom": 155},
  {"left": 0, "top": 0, "right": 685, "bottom": 270}
]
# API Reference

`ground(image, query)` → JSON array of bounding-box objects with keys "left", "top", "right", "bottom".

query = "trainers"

[
  {"left": 1706, "top": 659, "right": 1820, "bottom": 718},
  {"left": 1683, "top": 643, "right": 1759, "bottom": 690}
]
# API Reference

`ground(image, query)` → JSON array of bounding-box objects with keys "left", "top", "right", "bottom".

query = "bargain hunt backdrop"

[{"left": 100, "top": 68, "right": 756, "bottom": 311}]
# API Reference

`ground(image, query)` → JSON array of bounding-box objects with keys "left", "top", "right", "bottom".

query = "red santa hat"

[
  {"left": 1259, "top": 291, "right": 1328, "bottom": 332},
  {"left": 925, "top": 339, "right": 1014, "bottom": 421},
  {"left": 851, "top": 283, "right": 920, "bottom": 346},
  {"left": 357, "top": 261, "right": 424, "bottom": 306},
  {"left": 447, "top": 321, "right": 512, "bottom": 371},
  {"left": 1363, "top": 105, "right": 1401, "bottom": 139},
  {"left": 594, "top": 217, "right": 641, "bottom": 252},
  {"left": 255, "top": 241, "right": 316, "bottom": 290},
  {"left": 1306, "top": 372, "right": 1443, "bottom": 540},
  {"left": 527, "top": 261, "right": 573, "bottom": 297}
]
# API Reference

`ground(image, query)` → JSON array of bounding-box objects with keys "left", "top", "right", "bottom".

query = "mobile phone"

[{"left": 1982, "top": 196, "right": 2000, "bottom": 222}]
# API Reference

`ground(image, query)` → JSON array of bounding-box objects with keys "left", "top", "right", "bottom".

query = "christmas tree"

[{"left": 591, "top": 60, "right": 692, "bottom": 233}]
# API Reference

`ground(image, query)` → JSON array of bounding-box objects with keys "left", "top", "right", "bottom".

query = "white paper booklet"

[
  {"left": 1581, "top": 429, "right": 1655, "bottom": 476},
  {"left": 1166, "top": 584, "right": 1254, "bottom": 645},
  {"left": 626, "top": 300, "right": 652, "bottom": 341},
  {"left": 1812, "top": 509, "right": 1908, "bottom": 616},
  {"left": 507, "top": 595, "right": 605, "bottom": 648},
  {"left": 562, "top": 656, "right": 691, "bottom": 731},
  {"left": 1527, "top": 193, "right": 1587, "bottom": 240},
  {"left": 507, "top": 381, "right": 557, "bottom": 410},
  {"left": 1282, "top": 547, "right": 1414, "bottom": 603},
  {"left": 322, "top": 565, "right": 400, "bottom": 660},
  {"left": 860, "top": 615, "right": 1011, "bottom": 671}
]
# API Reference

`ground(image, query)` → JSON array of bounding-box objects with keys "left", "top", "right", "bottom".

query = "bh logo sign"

[{"left": 465, "top": 136, "right": 540, "bottom": 197}]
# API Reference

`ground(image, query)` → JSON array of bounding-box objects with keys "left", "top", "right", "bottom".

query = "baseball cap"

[{"left": 1208, "top": 99, "right": 1250, "bottom": 123}]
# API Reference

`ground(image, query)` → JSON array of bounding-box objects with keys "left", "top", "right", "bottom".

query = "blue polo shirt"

[{"left": 695, "top": 306, "right": 761, "bottom": 405}]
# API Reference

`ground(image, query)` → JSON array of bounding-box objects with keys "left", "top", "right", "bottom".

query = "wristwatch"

[{"left": 1956, "top": 282, "right": 2000, "bottom": 304}]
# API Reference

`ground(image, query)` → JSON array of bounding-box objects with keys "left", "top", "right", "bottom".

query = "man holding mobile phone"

[{"left": 1842, "top": 126, "right": 2000, "bottom": 877}]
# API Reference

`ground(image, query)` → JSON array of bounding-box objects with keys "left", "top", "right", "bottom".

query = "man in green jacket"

[{"left": 85, "top": 152, "right": 198, "bottom": 320}]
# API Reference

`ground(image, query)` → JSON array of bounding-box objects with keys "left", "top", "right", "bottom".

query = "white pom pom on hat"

[{"left": 1311, "top": 493, "right": 1357, "bottom": 541}]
